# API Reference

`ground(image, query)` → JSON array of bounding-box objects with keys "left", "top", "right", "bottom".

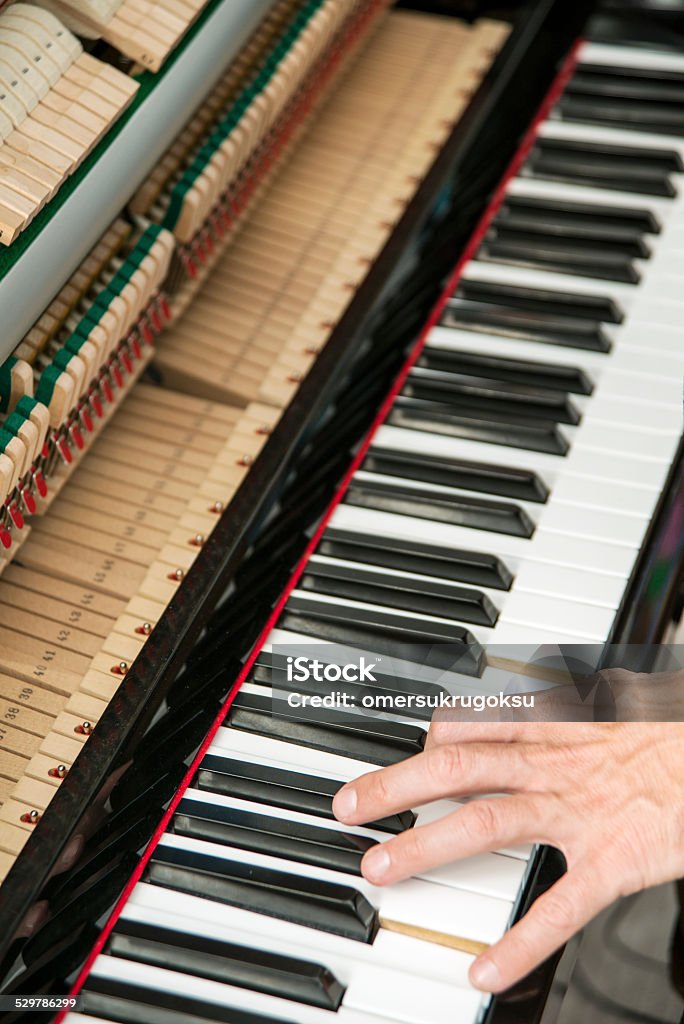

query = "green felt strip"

[
  {"left": 162, "top": 0, "right": 326, "bottom": 230},
  {"left": 3, "top": 412, "right": 26, "bottom": 438},
  {"left": 35, "top": 365, "right": 62, "bottom": 407},
  {"left": 0, "top": 427, "right": 16, "bottom": 455},
  {"left": 0, "top": 357, "right": 16, "bottom": 414}
]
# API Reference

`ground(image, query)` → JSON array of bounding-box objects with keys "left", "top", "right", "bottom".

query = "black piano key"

[
  {"left": 148, "top": 844, "right": 378, "bottom": 942},
  {"left": 229, "top": 690, "right": 427, "bottom": 764},
  {"left": 277, "top": 612, "right": 484, "bottom": 679},
  {"left": 479, "top": 231, "right": 642, "bottom": 283},
  {"left": 319, "top": 526, "right": 514, "bottom": 590},
  {"left": 363, "top": 447, "right": 548, "bottom": 503},
  {"left": 172, "top": 797, "right": 376, "bottom": 875},
  {"left": 346, "top": 475, "right": 535, "bottom": 536},
  {"left": 456, "top": 276, "right": 625, "bottom": 324},
  {"left": 418, "top": 346, "right": 594, "bottom": 395},
  {"left": 300, "top": 558, "right": 499, "bottom": 627},
  {"left": 441, "top": 296, "right": 612, "bottom": 352},
  {"left": 499, "top": 194, "right": 660, "bottom": 240},
  {"left": 403, "top": 366, "right": 582, "bottom": 424},
  {"left": 83, "top": 977, "right": 290, "bottom": 1024},
  {"left": 569, "top": 66, "right": 684, "bottom": 104},
  {"left": 196, "top": 755, "right": 416, "bottom": 833},
  {"left": 386, "top": 397, "right": 569, "bottom": 456},
  {"left": 557, "top": 93, "right": 684, "bottom": 136},
  {"left": 110, "top": 918, "right": 345, "bottom": 1011},
  {"left": 525, "top": 139, "right": 678, "bottom": 198},
  {"left": 533, "top": 134, "right": 684, "bottom": 172}
]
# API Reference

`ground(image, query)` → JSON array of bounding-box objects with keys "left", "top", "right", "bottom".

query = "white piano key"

[
  {"left": 537, "top": 118, "right": 684, "bottom": 162},
  {"left": 506, "top": 175, "right": 674, "bottom": 221},
  {"left": 182, "top": 786, "right": 528, "bottom": 901},
  {"left": 578, "top": 40, "right": 684, "bottom": 75},
  {"left": 428, "top": 327, "right": 684, "bottom": 402},
  {"left": 116, "top": 905, "right": 482, "bottom": 1024},
  {"left": 354, "top": 468, "right": 650, "bottom": 545},
  {"left": 428, "top": 327, "right": 684, "bottom": 387},
  {"left": 125, "top": 885, "right": 479, "bottom": 992},
  {"left": 211, "top": 720, "right": 374, "bottom": 783},
  {"left": 331, "top": 503, "right": 638, "bottom": 577},
  {"left": 89, "top": 954, "right": 413, "bottom": 1024},
  {"left": 497, "top": 592, "right": 615, "bottom": 641},
  {"left": 203, "top": 735, "right": 525, "bottom": 857},
  {"left": 462, "top": 258, "right": 684, "bottom": 317},
  {"left": 157, "top": 831, "right": 515, "bottom": 944},
  {"left": 374, "top": 423, "right": 669, "bottom": 492},
  {"left": 512, "top": 560, "right": 626, "bottom": 607}
]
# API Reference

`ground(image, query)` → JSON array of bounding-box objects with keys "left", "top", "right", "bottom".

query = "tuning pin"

[
  {"left": 20, "top": 809, "right": 40, "bottom": 824},
  {"left": 48, "top": 764, "right": 68, "bottom": 779},
  {"left": 168, "top": 568, "right": 184, "bottom": 582},
  {"left": 75, "top": 721, "right": 92, "bottom": 735}
]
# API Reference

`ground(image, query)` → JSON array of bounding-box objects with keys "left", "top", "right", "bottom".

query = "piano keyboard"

[
  {"left": 0, "top": 3, "right": 137, "bottom": 243},
  {"left": 0, "top": 7, "right": 511, "bottom": 883},
  {"left": 59, "top": 29, "right": 684, "bottom": 1024}
]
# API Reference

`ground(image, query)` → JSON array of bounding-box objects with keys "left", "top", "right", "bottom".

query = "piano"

[{"left": 0, "top": 0, "right": 682, "bottom": 1021}]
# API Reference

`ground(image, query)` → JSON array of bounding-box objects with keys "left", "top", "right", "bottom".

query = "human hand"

[{"left": 332, "top": 718, "right": 684, "bottom": 993}]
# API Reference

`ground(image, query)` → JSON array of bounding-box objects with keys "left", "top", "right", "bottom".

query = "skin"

[{"left": 332, "top": 669, "right": 684, "bottom": 994}]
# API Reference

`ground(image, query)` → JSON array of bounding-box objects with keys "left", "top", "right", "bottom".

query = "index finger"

[{"left": 332, "top": 741, "right": 541, "bottom": 825}]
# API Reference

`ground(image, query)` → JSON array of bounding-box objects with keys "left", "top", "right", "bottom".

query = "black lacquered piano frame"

[{"left": 2, "top": 2, "right": 683, "bottom": 1021}]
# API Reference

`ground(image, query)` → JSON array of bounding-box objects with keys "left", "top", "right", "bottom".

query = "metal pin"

[
  {"left": 21, "top": 809, "right": 40, "bottom": 824},
  {"left": 49, "top": 764, "right": 68, "bottom": 779},
  {"left": 238, "top": 454, "right": 253, "bottom": 467},
  {"left": 168, "top": 568, "right": 184, "bottom": 581},
  {"left": 210, "top": 500, "right": 224, "bottom": 514}
]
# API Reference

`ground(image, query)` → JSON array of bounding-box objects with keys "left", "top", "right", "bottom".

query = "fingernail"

[
  {"left": 363, "top": 844, "right": 390, "bottom": 883},
  {"left": 333, "top": 785, "right": 357, "bottom": 822},
  {"left": 469, "top": 957, "right": 500, "bottom": 992}
]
